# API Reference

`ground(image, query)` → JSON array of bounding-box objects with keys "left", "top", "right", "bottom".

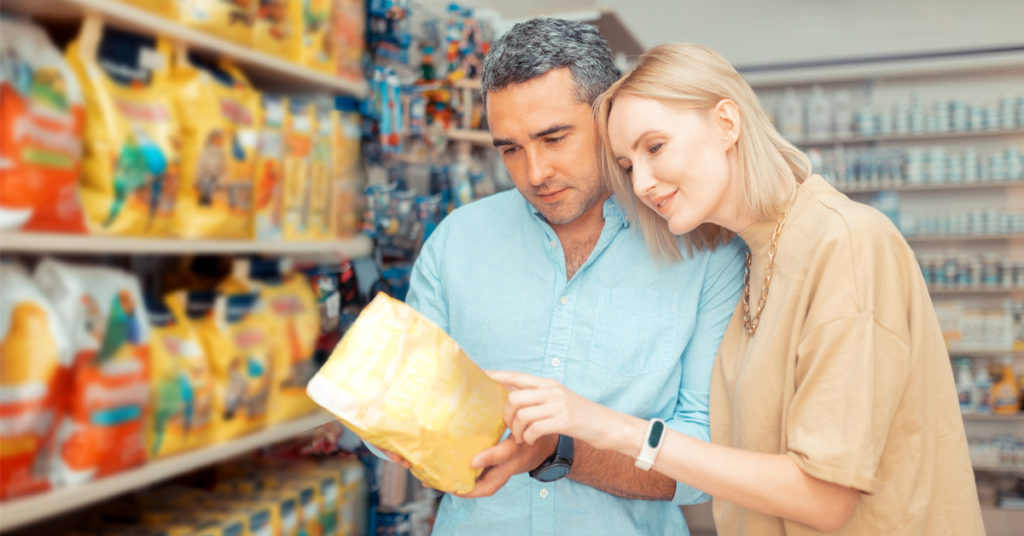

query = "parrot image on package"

[
  {"left": 106, "top": 128, "right": 167, "bottom": 227},
  {"left": 196, "top": 130, "right": 228, "bottom": 206},
  {"left": 96, "top": 290, "right": 142, "bottom": 364}
]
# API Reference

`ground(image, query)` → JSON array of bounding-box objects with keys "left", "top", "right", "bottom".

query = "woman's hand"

[{"left": 486, "top": 370, "right": 621, "bottom": 451}]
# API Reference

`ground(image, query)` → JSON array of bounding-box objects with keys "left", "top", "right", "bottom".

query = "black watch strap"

[{"left": 528, "top": 435, "right": 574, "bottom": 482}]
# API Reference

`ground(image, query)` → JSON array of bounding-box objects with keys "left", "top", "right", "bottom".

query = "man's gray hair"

[{"left": 482, "top": 18, "right": 618, "bottom": 105}]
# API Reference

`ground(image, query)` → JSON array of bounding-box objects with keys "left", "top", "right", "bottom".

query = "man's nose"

[{"left": 525, "top": 149, "right": 552, "bottom": 187}]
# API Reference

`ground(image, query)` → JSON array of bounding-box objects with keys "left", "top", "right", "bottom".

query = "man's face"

[{"left": 486, "top": 68, "right": 606, "bottom": 226}]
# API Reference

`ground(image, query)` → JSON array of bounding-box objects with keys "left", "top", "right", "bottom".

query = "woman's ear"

[{"left": 713, "top": 99, "right": 741, "bottom": 150}]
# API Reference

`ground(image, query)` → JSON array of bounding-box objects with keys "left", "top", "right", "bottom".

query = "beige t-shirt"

[{"left": 709, "top": 175, "right": 984, "bottom": 535}]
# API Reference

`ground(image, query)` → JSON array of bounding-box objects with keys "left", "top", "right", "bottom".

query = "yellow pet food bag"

[
  {"left": 0, "top": 263, "right": 70, "bottom": 500},
  {"left": 0, "top": 18, "right": 87, "bottom": 233},
  {"left": 282, "top": 97, "right": 314, "bottom": 240},
  {"left": 254, "top": 0, "right": 301, "bottom": 60},
  {"left": 333, "top": 0, "right": 366, "bottom": 81},
  {"left": 33, "top": 260, "right": 151, "bottom": 484},
  {"left": 300, "top": 0, "right": 337, "bottom": 72},
  {"left": 118, "top": 0, "right": 178, "bottom": 18},
  {"left": 178, "top": 0, "right": 256, "bottom": 45},
  {"left": 254, "top": 94, "right": 287, "bottom": 240},
  {"left": 66, "top": 17, "right": 181, "bottom": 236},
  {"left": 146, "top": 291, "right": 214, "bottom": 458},
  {"left": 308, "top": 100, "right": 334, "bottom": 240},
  {"left": 173, "top": 56, "right": 260, "bottom": 239},
  {"left": 306, "top": 293, "right": 508, "bottom": 494},
  {"left": 260, "top": 271, "right": 320, "bottom": 424}
]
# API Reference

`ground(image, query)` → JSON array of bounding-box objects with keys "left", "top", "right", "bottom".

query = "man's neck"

[{"left": 551, "top": 196, "right": 609, "bottom": 280}]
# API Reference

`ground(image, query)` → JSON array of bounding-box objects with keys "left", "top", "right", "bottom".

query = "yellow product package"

[
  {"left": 282, "top": 97, "right": 314, "bottom": 240},
  {"left": 333, "top": 0, "right": 365, "bottom": 81},
  {"left": 254, "top": 94, "right": 287, "bottom": 240},
  {"left": 258, "top": 270, "right": 320, "bottom": 424},
  {"left": 253, "top": 0, "right": 301, "bottom": 60},
  {"left": 331, "top": 99, "right": 362, "bottom": 239},
  {"left": 173, "top": 57, "right": 260, "bottom": 239},
  {"left": 299, "top": 0, "right": 337, "bottom": 72},
  {"left": 146, "top": 291, "right": 214, "bottom": 457},
  {"left": 178, "top": 0, "right": 256, "bottom": 45},
  {"left": 305, "top": 293, "right": 508, "bottom": 494},
  {"left": 308, "top": 100, "right": 334, "bottom": 240},
  {"left": 190, "top": 289, "right": 246, "bottom": 442},
  {"left": 66, "top": 18, "right": 181, "bottom": 236}
]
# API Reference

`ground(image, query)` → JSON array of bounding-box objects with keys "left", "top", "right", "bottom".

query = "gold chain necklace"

[{"left": 743, "top": 210, "right": 787, "bottom": 336}]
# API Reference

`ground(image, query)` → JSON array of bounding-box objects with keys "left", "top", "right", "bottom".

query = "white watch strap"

[{"left": 635, "top": 418, "right": 666, "bottom": 471}]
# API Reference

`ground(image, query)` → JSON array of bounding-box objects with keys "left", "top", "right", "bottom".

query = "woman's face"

[{"left": 607, "top": 95, "right": 738, "bottom": 235}]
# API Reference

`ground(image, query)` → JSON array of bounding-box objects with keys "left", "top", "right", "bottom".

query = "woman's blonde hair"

[{"left": 595, "top": 43, "right": 812, "bottom": 261}]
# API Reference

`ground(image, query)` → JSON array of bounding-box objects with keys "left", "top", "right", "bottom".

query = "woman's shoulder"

[{"left": 798, "top": 177, "right": 906, "bottom": 249}]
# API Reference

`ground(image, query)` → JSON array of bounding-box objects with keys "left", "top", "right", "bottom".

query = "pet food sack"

[
  {"left": 178, "top": 0, "right": 255, "bottom": 45},
  {"left": 253, "top": 0, "right": 300, "bottom": 60},
  {"left": 0, "top": 18, "right": 87, "bottom": 233},
  {"left": 146, "top": 291, "right": 214, "bottom": 458},
  {"left": 173, "top": 56, "right": 259, "bottom": 239},
  {"left": 33, "top": 259, "right": 150, "bottom": 485},
  {"left": 282, "top": 97, "right": 313, "bottom": 240},
  {"left": 307, "top": 100, "right": 334, "bottom": 240},
  {"left": 0, "top": 263, "right": 70, "bottom": 499},
  {"left": 118, "top": 0, "right": 177, "bottom": 18},
  {"left": 66, "top": 17, "right": 181, "bottom": 236},
  {"left": 299, "top": 0, "right": 336, "bottom": 72},
  {"left": 253, "top": 94, "right": 287, "bottom": 240},
  {"left": 306, "top": 293, "right": 508, "bottom": 494},
  {"left": 256, "top": 269, "right": 319, "bottom": 424}
]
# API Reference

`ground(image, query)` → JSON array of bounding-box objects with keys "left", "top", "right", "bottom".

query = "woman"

[{"left": 489, "top": 43, "right": 983, "bottom": 534}]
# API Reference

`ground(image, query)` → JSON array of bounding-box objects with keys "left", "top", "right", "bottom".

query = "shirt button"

[
  {"left": 539, "top": 488, "right": 549, "bottom": 498},
  {"left": 551, "top": 358, "right": 560, "bottom": 367},
  {"left": 549, "top": 240, "right": 557, "bottom": 248},
  {"left": 559, "top": 296, "right": 568, "bottom": 305}
]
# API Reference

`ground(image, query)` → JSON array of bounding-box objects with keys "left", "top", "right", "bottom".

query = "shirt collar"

[
  {"left": 738, "top": 174, "right": 823, "bottom": 254},
  {"left": 518, "top": 192, "right": 628, "bottom": 230}
]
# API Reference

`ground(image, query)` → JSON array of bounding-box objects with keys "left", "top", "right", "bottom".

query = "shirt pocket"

[{"left": 588, "top": 288, "right": 685, "bottom": 377}]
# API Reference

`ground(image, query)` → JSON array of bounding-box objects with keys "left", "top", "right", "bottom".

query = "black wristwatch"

[{"left": 528, "top": 435, "right": 574, "bottom": 482}]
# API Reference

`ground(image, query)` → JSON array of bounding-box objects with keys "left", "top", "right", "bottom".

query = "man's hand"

[
  {"left": 455, "top": 434, "right": 558, "bottom": 498},
  {"left": 379, "top": 447, "right": 411, "bottom": 469}
]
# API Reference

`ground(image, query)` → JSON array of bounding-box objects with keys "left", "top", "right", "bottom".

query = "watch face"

[{"left": 536, "top": 463, "right": 571, "bottom": 482}]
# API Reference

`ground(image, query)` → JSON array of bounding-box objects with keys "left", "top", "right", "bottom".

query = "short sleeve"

[
  {"left": 405, "top": 218, "right": 451, "bottom": 333},
  {"left": 786, "top": 313, "right": 910, "bottom": 493}
]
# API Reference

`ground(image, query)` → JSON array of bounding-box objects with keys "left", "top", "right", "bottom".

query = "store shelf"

[
  {"left": 963, "top": 413, "right": 1024, "bottom": 423},
  {"left": 0, "top": 0, "right": 367, "bottom": 97},
  {"left": 839, "top": 179, "right": 1024, "bottom": 195},
  {"left": 0, "top": 411, "right": 334, "bottom": 531},
  {"left": 927, "top": 286, "right": 1024, "bottom": 296},
  {"left": 973, "top": 463, "right": 1024, "bottom": 476},
  {"left": 0, "top": 232, "right": 374, "bottom": 258},
  {"left": 448, "top": 128, "right": 493, "bottom": 145},
  {"left": 949, "top": 350, "right": 1024, "bottom": 358},
  {"left": 793, "top": 127, "right": 1024, "bottom": 148},
  {"left": 908, "top": 234, "right": 1024, "bottom": 244}
]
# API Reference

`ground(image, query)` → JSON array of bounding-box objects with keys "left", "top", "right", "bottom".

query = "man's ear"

[{"left": 713, "top": 99, "right": 741, "bottom": 151}]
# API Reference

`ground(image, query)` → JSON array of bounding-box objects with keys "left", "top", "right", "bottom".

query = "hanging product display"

[{"left": 0, "top": 17, "right": 87, "bottom": 233}]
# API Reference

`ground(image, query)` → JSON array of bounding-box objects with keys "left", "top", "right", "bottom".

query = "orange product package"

[
  {"left": 332, "top": 0, "right": 365, "bottom": 81},
  {"left": 307, "top": 99, "right": 334, "bottom": 240},
  {"left": 66, "top": 17, "right": 181, "bottom": 236},
  {"left": 178, "top": 0, "right": 256, "bottom": 45},
  {"left": 172, "top": 56, "right": 260, "bottom": 239},
  {"left": 282, "top": 97, "right": 314, "bottom": 241},
  {"left": 254, "top": 0, "right": 301, "bottom": 60},
  {"left": 254, "top": 94, "right": 287, "bottom": 240},
  {"left": 0, "top": 263, "right": 71, "bottom": 500},
  {"left": 0, "top": 18, "right": 87, "bottom": 233},
  {"left": 252, "top": 265, "right": 319, "bottom": 424},
  {"left": 33, "top": 259, "right": 151, "bottom": 485}
]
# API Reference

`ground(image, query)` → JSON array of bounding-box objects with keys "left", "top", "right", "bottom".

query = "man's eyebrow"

[
  {"left": 530, "top": 124, "right": 573, "bottom": 140},
  {"left": 492, "top": 137, "right": 514, "bottom": 148}
]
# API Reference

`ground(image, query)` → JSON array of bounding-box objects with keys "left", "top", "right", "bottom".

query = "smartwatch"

[
  {"left": 635, "top": 418, "right": 666, "bottom": 471},
  {"left": 529, "top": 435, "right": 574, "bottom": 482}
]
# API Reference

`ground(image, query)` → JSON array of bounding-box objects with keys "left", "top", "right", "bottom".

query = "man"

[{"left": 386, "top": 18, "right": 745, "bottom": 534}]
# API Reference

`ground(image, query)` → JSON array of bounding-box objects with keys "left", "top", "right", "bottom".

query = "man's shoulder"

[{"left": 442, "top": 189, "right": 527, "bottom": 229}]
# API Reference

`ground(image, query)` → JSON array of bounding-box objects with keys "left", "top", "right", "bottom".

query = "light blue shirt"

[{"left": 405, "top": 190, "right": 745, "bottom": 535}]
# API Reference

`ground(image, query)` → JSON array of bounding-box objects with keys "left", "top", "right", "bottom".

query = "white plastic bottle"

[
  {"left": 833, "top": 90, "right": 854, "bottom": 139},
  {"left": 806, "top": 85, "right": 833, "bottom": 141},
  {"left": 778, "top": 87, "right": 804, "bottom": 141},
  {"left": 974, "top": 365, "right": 993, "bottom": 414}
]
